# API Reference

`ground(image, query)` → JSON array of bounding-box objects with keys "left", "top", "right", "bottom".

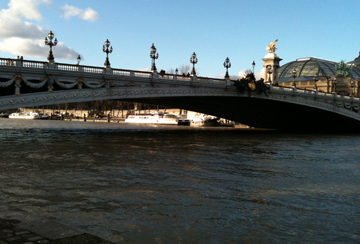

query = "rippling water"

[{"left": 0, "top": 118, "right": 359, "bottom": 243}]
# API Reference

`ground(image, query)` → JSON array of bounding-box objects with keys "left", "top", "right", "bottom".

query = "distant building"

[{"left": 277, "top": 53, "right": 360, "bottom": 96}]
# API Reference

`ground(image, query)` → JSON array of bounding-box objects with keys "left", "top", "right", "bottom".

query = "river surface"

[{"left": 0, "top": 118, "right": 359, "bottom": 243}]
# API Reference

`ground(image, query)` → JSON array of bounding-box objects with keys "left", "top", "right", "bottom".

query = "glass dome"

[{"left": 277, "top": 57, "right": 360, "bottom": 82}]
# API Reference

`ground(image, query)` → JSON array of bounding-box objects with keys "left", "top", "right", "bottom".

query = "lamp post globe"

[
  {"left": 223, "top": 57, "right": 231, "bottom": 79},
  {"left": 77, "top": 55, "right": 81, "bottom": 65},
  {"left": 150, "top": 43, "right": 159, "bottom": 72},
  {"left": 44, "top": 31, "right": 58, "bottom": 62},
  {"left": 252, "top": 61, "right": 255, "bottom": 74},
  {"left": 102, "top": 39, "right": 113, "bottom": 67}
]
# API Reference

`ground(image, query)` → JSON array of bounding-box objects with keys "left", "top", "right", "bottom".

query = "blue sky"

[{"left": 0, "top": 0, "right": 359, "bottom": 78}]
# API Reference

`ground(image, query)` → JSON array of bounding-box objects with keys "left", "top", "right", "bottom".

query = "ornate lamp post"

[
  {"left": 313, "top": 74, "right": 319, "bottom": 90},
  {"left": 44, "top": 31, "right": 58, "bottom": 62},
  {"left": 223, "top": 57, "right": 231, "bottom": 79},
  {"left": 150, "top": 43, "right": 159, "bottom": 72},
  {"left": 190, "top": 52, "right": 198, "bottom": 76},
  {"left": 77, "top": 55, "right": 81, "bottom": 65},
  {"left": 266, "top": 65, "right": 273, "bottom": 84},
  {"left": 252, "top": 61, "right": 255, "bottom": 74},
  {"left": 102, "top": 39, "right": 113, "bottom": 67},
  {"left": 291, "top": 69, "right": 297, "bottom": 87}
]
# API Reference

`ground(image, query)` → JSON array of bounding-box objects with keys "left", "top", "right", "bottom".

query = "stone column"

[{"left": 262, "top": 53, "right": 282, "bottom": 85}]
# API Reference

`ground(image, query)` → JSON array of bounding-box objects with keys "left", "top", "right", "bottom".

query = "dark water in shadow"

[{"left": 0, "top": 118, "right": 359, "bottom": 243}]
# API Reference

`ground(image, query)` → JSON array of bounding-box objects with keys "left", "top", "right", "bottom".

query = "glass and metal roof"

[{"left": 277, "top": 57, "right": 360, "bottom": 82}]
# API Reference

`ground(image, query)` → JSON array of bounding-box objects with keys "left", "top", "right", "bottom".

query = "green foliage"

[{"left": 336, "top": 60, "right": 353, "bottom": 77}]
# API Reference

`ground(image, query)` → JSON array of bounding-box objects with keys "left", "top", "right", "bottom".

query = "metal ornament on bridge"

[
  {"left": 190, "top": 52, "right": 198, "bottom": 76},
  {"left": 44, "top": 31, "right": 58, "bottom": 63},
  {"left": 150, "top": 43, "right": 159, "bottom": 73},
  {"left": 102, "top": 39, "right": 113, "bottom": 67},
  {"left": 223, "top": 57, "right": 231, "bottom": 79}
]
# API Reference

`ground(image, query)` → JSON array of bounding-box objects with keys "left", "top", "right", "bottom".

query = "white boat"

[
  {"left": 125, "top": 111, "right": 179, "bottom": 125},
  {"left": 38, "top": 113, "right": 50, "bottom": 119},
  {"left": 9, "top": 112, "right": 41, "bottom": 119},
  {"left": 180, "top": 115, "right": 221, "bottom": 126}
]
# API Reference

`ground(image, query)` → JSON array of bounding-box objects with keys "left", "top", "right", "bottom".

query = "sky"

[{"left": 0, "top": 0, "right": 360, "bottom": 79}]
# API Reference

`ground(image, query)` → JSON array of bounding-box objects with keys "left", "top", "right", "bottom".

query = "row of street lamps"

[
  {"left": 44, "top": 31, "right": 257, "bottom": 79},
  {"left": 43, "top": 31, "right": 358, "bottom": 95}
]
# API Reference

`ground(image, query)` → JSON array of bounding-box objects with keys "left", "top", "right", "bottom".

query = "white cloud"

[
  {"left": 255, "top": 68, "right": 265, "bottom": 79},
  {"left": 216, "top": 72, "right": 226, "bottom": 78},
  {"left": 237, "top": 69, "right": 247, "bottom": 78},
  {"left": 60, "top": 4, "right": 99, "bottom": 22},
  {"left": 0, "top": 37, "right": 78, "bottom": 60},
  {"left": 8, "top": 0, "right": 51, "bottom": 21},
  {"left": 0, "top": 0, "right": 51, "bottom": 38},
  {"left": 236, "top": 67, "right": 265, "bottom": 80},
  {"left": 0, "top": 0, "right": 80, "bottom": 61},
  {"left": 81, "top": 8, "right": 100, "bottom": 22},
  {"left": 137, "top": 68, "right": 151, "bottom": 72}
]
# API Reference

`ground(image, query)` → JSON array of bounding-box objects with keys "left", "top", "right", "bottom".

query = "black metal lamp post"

[
  {"left": 44, "top": 31, "right": 58, "bottom": 62},
  {"left": 77, "top": 55, "right": 81, "bottom": 65},
  {"left": 223, "top": 57, "right": 231, "bottom": 79},
  {"left": 150, "top": 43, "right": 159, "bottom": 72},
  {"left": 291, "top": 69, "right": 297, "bottom": 87},
  {"left": 313, "top": 74, "right": 318, "bottom": 90},
  {"left": 190, "top": 52, "right": 198, "bottom": 76},
  {"left": 252, "top": 61, "right": 255, "bottom": 74},
  {"left": 102, "top": 39, "right": 113, "bottom": 67}
]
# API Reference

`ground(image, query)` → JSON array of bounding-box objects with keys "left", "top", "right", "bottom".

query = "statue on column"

[{"left": 266, "top": 39, "right": 278, "bottom": 55}]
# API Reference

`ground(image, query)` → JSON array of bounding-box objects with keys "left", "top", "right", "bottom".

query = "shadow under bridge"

[{"left": 130, "top": 95, "right": 360, "bottom": 132}]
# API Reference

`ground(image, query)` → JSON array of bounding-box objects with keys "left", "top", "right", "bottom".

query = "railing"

[
  {"left": 213, "top": 79, "right": 225, "bottom": 85},
  {"left": 22, "top": 61, "right": 44, "bottom": 69},
  {"left": 270, "top": 85, "right": 360, "bottom": 103},
  {"left": 160, "top": 75, "right": 173, "bottom": 80},
  {"left": 57, "top": 64, "right": 79, "bottom": 72},
  {"left": 134, "top": 72, "right": 151, "bottom": 78},
  {"left": 83, "top": 66, "right": 103, "bottom": 73},
  {"left": 0, "top": 58, "right": 15, "bottom": 66},
  {"left": 176, "top": 76, "right": 191, "bottom": 81},
  {"left": 113, "top": 70, "right": 131, "bottom": 76}
]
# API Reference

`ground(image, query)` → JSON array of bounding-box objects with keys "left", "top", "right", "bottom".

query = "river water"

[{"left": 0, "top": 118, "right": 359, "bottom": 243}]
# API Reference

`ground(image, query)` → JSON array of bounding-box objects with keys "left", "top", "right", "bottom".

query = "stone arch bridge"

[{"left": 1, "top": 57, "right": 360, "bottom": 131}]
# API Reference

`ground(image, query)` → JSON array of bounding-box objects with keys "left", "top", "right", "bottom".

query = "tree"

[
  {"left": 336, "top": 60, "right": 353, "bottom": 77},
  {"left": 168, "top": 64, "right": 192, "bottom": 75}
]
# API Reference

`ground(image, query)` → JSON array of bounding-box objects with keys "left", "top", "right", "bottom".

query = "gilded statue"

[{"left": 266, "top": 39, "right": 278, "bottom": 54}]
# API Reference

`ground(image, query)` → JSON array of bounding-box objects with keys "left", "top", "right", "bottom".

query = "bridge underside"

[{"left": 128, "top": 96, "right": 360, "bottom": 132}]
